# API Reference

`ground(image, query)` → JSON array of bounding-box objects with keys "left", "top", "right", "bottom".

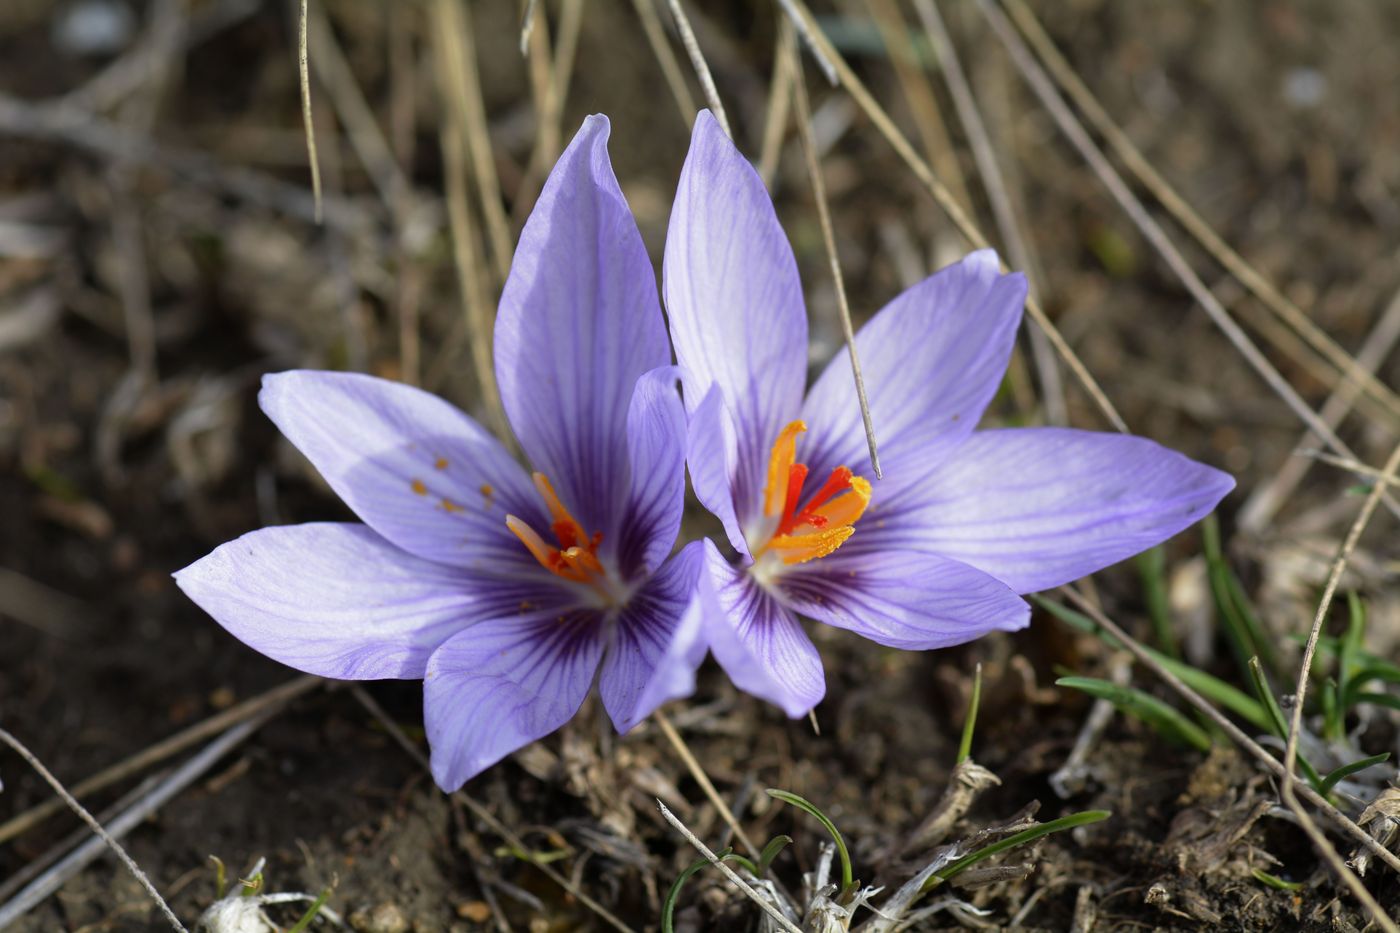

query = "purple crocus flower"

[
  {"left": 666, "top": 112, "right": 1234, "bottom": 717},
  {"left": 175, "top": 116, "right": 707, "bottom": 791}
]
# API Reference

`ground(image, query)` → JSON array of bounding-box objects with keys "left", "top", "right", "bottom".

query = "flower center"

[
  {"left": 750, "top": 420, "right": 871, "bottom": 565},
  {"left": 507, "top": 473, "right": 621, "bottom": 604}
]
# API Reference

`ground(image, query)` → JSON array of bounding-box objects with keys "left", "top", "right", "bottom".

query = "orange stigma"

[
  {"left": 754, "top": 420, "right": 872, "bottom": 565},
  {"left": 506, "top": 473, "right": 608, "bottom": 586}
]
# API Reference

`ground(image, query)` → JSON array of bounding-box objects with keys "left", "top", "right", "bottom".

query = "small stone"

[
  {"left": 456, "top": 902, "right": 492, "bottom": 923},
  {"left": 349, "top": 903, "right": 410, "bottom": 933}
]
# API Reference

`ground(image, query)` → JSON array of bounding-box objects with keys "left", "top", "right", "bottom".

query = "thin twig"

[
  {"left": 1303, "top": 450, "right": 1400, "bottom": 488},
  {"left": 519, "top": 0, "right": 540, "bottom": 55},
  {"left": 630, "top": 0, "right": 698, "bottom": 126},
  {"left": 304, "top": 0, "right": 410, "bottom": 211},
  {"left": 1240, "top": 281, "right": 1400, "bottom": 533},
  {"left": 652, "top": 709, "right": 762, "bottom": 859},
  {"left": 0, "top": 720, "right": 269, "bottom": 930},
  {"left": 758, "top": 18, "right": 796, "bottom": 188},
  {"left": 298, "top": 0, "right": 323, "bottom": 223},
  {"left": 778, "top": 0, "right": 1129, "bottom": 435},
  {"left": 1058, "top": 588, "right": 1400, "bottom": 877},
  {"left": 772, "top": 0, "right": 836, "bottom": 84},
  {"left": 665, "top": 0, "right": 730, "bottom": 139},
  {"left": 0, "top": 674, "right": 322, "bottom": 845},
  {"left": 1278, "top": 443, "right": 1400, "bottom": 932},
  {"left": 433, "top": 0, "right": 515, "bottom": 285},
  {"left": 347, "top": 687, "right": 637, "bottom": 933},
  {"left": 790, "top": 49, "right": 881, "bottom": 478},
  {"left": 974, "top": 0, "right": 1400, "bottom": 521},
  {"left": 656, "top": 800, "right": 805, "bottom": 933},
  {"left": 912, "top": 0, "right": 1066, "bottom": 424},
  {"left": 1000, "top": 0, "right": 1400, "bottom": 429}
]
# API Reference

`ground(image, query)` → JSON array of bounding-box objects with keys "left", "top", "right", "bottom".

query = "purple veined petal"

[
  {"left": 844, "top": 427, "right": 1235, "bottom": 594},
  {"left": 801, "top": 250, "right": 1027, "bottom": 495},
  {"left": 699, "top": 540, "right": 825, "bottom": 718},
  {"left": 424, "top": 611, "right": 605, "bottom": 791},
  {"left": 599, "top": 540, "right": 709, "bottom": 733},
  {"left": 495, "top": 115, "right": 670, "bottom": 546},
  {"left": 612, "top": 366, "right": 687, "bottom": 578},
  {"left": 780, "top": 549, "right": 1029, "bottom": 650},
  {"left": 665, "top": 111, "right": 808, "bottom": 530},
  {"left": 260, "top": 370, "right": 546, "bottom": 572},
  {"left": 686, "top": 383, "right": 751, "bottom": 560},
  {"left": 174, "top": 523, "right": 560, "bottom": 680}
]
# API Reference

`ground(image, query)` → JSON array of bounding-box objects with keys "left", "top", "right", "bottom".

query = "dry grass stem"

[
  {"left": 0, "top": 674, "right": 322, "bottom": 845},
  {"left": 1059, "top": 588, "right": 1400, "bottom": 879},
  {"left": 757, "top": 17, "right": 796, "bottom": 187},
  {"left": 432, "top": 0, "right": 514, "bottom": 285},
  {"left": 1277, "top": 442, "right": 1400, "bottom": 931},
  {"left": 1240, "top": 282, "right": 1400, "bottom": 532},
  {"left": 791, "top": 49, "right": 882, "bottom": 478},
  {"left": 652, "top": 709, "right": 763, "bottom": 859},
  {"left": 1001, "top": 0, "right": 1400, "bottom": 428},
  {"left": 655, "top": 799, "right": 805, "bottom": 933},
  {"left": 297, "top": 0, "right": 322, "bottom": 222},
  {"left": 630, "top": 0, "right": 698, "bottom": 125},
  {"left": 780, "top": 0, "right": 1129, "bottom": 435},
  {"left": 665, "top": 0, "right": 730, "bottom": 139},
  {"left": 304, "top": 0, "right": 409, "bottom": 212},
  {"left": 911, "top": 0, "right": 1066, "bottom": 425},
  {"left": 976, "top": 0, "right": 1400, "bottom": 522}
]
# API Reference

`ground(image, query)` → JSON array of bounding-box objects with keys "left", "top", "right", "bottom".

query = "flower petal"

[
  {"left": 174, "top": 523, "right": 552, "bottom": 679},
  {"left": 781, "top": 550, "right": 1029, "bottom": 650},
  {"left": 260, "top": 370, "right": 544, "bottom": 571},
  {"left": 800, "top": 250, "right": 1027, "bottom": 493},
  {"left": 495, "top": 114, "right": 670, "bottom": 545},
  {"left": 848, "top": 428, "right": 1235, "bottom": 593},
  {"left": 685, "top": 384, "right": 751, "bottom": 559},
  {"left": 599, "top": 540, "right": 708, "bottom": 733},
  {"left": 665, "top": 111, "right": 808, "bottom": 528},
  {"left": 613, "top": 366, "right": 687, "bottom": 577},
  {"left": 424, "top": 612, "right": 604, "bottom": 791},
  {"left": 700, "top": 540, "right": 824, "bottom": 717}
]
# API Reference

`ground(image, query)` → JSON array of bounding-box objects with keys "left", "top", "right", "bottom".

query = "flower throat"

[{"left": 751, "top": 420, "right": 871, "bottom": 564}]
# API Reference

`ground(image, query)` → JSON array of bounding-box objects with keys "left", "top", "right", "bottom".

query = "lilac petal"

[
  {"left": 174, "top": 523, "right": 549, "bottom": 679},
  {"left": 614, "top": 366, "right": 687, "bottom": 577},
  {"left": 781, "top": 549, "right": 1029, "bottom": 650},
  {"left": 599, "top": 541, "right": 708, "bottom": 733},
  {"left": 801, "top": 250, "right": 1027, "bottom": 492},
  {"left": 665, "top": 111, "right": 808, "bottom": 529},
  {"left": 260, "top": 370, "right": 545, "bottom": 571},
  {"left": 700, "top": 540, "right": 825, "bottom": 717},
  {"left": 424, "top": 612, "right": 604, "bottom": 791},
  {"left": 685, "top": 384, "right": 751, "bottom": 559},
  {"left": 848, "top": 428, "right": 1235, "bottom": 593},
  {"left": 495, "top": 115, "right": 670, "bottom": 545}
]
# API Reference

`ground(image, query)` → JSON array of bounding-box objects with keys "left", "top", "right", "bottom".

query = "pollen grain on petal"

[
  {"left": 411, "top": 478, "right": 428, "bottom": 495},
  {"left": 434, "top": 457, "right": 449, "bottom": 470}
]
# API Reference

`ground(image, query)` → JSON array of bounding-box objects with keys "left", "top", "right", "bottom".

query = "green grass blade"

[
  {"left": 758, "top": 835, "right": 793, "bottom": 874},
  {"left": 1136, "top": 546, "right": 1178, "bottom": 658},
  {"left": 1056, "top": 677, "right": 1212, "bottom": 752},
  {"left": 1247, "top": 658, "right": 1323, "bottom": 789},
  {"left": 920, "top": 810, "right": 1110, "bottom": 893},
  {"left": 1319, "top": 753, "right": 1391, "bottom": 795},
  {"left": 1352, "top": 692, "right": 1400, "bottom": 713},
  {"left": 286, "top": 882, "right": 335, "bottom": 933},
  {"left": 1033, "top": 597, "right": 1271, "bottom": 732},
  {"left": 1340, "top": 666, "right": 1400, "bottom": 710},
  {"left": 1251, "top": 868, "right": 1304, "bottom": 891},
  {"left": 766, "top": 789, "right": 853, "bottom": 892},
  {"left": 957, "top": 663, "right": 983, "bottom": 765},
  {"left": 661, "top": 847, "right": 757, "bottom": 932}
]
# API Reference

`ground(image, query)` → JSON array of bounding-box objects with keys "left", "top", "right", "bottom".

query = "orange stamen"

[
  {"left": 507, "top": 472, "right": 612, "bottom": 592},
  {"left": 756, "top": 426, "right": 872, "bottom": 566},
  {"left": 764, "top": 421, "right": 807, "bottom": 517}
]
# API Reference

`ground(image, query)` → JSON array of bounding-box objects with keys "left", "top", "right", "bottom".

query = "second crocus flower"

[{"left": 665, "top": 111, "right": 1234, "bottom": 717}]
